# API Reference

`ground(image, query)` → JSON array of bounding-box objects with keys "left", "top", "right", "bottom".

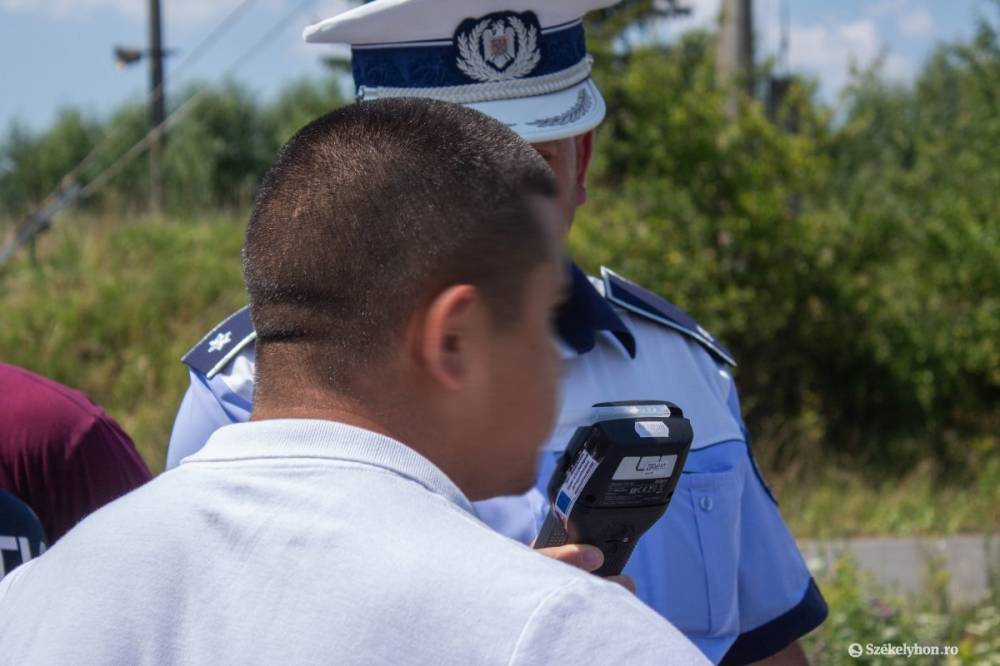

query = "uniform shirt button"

[{"left": 699, "top": 495, "right": 714, "bottom": 512}]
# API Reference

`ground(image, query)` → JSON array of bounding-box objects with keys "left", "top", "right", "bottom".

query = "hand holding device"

[{"left": 533, "top": 401, "right": 694, "bottom": 577}]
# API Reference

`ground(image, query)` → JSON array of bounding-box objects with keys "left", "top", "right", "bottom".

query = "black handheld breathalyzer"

[{"left": 533, "top": 401, "right": 693, "bottom": 577}]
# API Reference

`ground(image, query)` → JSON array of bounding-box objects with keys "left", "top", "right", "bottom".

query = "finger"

[
  {"left": 534, "top": 543, "right": 604, "bottom": 572},
  {"left": 606, "top": 575, "right": 636, "bottom": 594}
]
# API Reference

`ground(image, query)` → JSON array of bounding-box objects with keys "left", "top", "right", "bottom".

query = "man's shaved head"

[{"left": 243, "top": 98, "right": 557, "bottom": 396}]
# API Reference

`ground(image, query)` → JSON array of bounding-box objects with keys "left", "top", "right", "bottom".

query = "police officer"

[{"left": 167, "top": 1, "right": 826, "bottom": 662}]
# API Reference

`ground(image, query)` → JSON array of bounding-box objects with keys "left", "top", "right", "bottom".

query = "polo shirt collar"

[
  {"left": 185, "top": 419, "right": 475, "bottom": 515},
  {"left": 555, "top": 262, "right": 636, "bottom": 358}
]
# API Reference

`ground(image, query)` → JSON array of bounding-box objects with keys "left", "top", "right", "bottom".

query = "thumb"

[{"left": 534, "top": 543, "right": 604, "bottom": 572}]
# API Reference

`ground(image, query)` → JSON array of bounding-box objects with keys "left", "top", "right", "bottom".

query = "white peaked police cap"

[{"left": 304, "top": 0, "right": 622, "bottom": 142}]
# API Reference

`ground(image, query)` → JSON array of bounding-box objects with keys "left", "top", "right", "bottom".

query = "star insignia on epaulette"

[{"left": 208, "top": 331, "right": 232, "bottom": 353}]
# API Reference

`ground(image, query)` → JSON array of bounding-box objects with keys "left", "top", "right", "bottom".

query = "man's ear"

[
  {"left": 415, "top": 285, "right": 484, "bottom": 391},
  {"left": 573, "top": 129, "right": 595, "bottom": 207}
]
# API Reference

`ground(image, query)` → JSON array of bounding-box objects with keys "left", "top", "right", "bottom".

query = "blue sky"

[{"left": 0, "top": 0, "right": 991, "bottom": 133}]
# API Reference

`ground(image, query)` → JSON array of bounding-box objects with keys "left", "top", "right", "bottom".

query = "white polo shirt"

[{"left": 0, "top": 419, "right": 706, "bottom": 665}]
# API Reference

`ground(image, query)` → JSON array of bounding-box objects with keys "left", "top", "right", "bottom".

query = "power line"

[
  {"left": 6, "top": 0, "right": 261, "bottom": 238},
  {"left": 1, "top": 0, "right": 318, "bottom": 269},
  {"left": 81, "top": 0, "right": 320, "bottom": 199},
  {"left": 0, "top": 185, "right": 80, "bottom": 266},
  {"left": 82, "top": 0, "right": 318, "bottom": 201},
  {"left": 170, "top": 0, "right": 261, "bottom": 81}
]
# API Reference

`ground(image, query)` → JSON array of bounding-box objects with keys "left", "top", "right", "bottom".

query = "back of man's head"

[{"left": 244, "top": 98, "right": 557, "bottom": 404}]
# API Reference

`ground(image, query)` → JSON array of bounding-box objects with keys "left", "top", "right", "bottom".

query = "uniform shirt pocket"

[{"left": 635, "top": 470, "right": 743, "bottom": 637}]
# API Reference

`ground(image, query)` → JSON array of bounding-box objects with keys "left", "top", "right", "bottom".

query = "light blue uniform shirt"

[
  {"left": 167, "top": 265, "right": 827, "bottom": 663},
  {"left": 0, "top": 420, "right": 707, "bottom": 664}
]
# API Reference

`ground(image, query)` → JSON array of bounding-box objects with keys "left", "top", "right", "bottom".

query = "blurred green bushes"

[
  {"left": 0, "top": 76, "right": 345, "bottom": 217},
  {"left": 573, "top": 11, "right": 999, "bottom": 480},
  {"left": 1, "top": 7, "right": 998, "bottom": 487},
  {"left": 803, "top": 553, "right": 1000, "bottom": 664}
]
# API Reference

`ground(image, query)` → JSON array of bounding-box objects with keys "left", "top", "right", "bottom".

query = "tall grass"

[
  {"left": 774, "top": 458, "right": 1000, "bottom": 537},
  {"left": 1, "top": 213, "right": 247, "bottom": 469}
]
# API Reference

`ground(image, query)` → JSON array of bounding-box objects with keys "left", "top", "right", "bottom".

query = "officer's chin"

[
  {"left": 468, "top": 460, "right": 538, "bottom": 501},
  {"left": 509, "top": 466, "right": 540, "bottom": 497},
  {"left": 484, "top": 473, "right": 536, "bottom": 501}
]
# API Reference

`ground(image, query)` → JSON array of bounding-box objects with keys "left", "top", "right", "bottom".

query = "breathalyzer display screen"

[{"left": 534, "top": 400, "right": 694, "bottom": 577}]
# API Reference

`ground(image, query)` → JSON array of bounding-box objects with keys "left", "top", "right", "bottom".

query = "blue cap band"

[{"left": 351, "top": 12, "right": 585, "bottom": 91}]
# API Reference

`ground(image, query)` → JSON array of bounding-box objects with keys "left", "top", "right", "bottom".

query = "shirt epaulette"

[
  {"left": 181, "top": 306, "right": 257, "bottom": 378},
  {"left": 601, "top": 267, "right": 737, "bottom": 367},
  {"left": 557, "top": 263, "right": 636, "bottom": 358}
]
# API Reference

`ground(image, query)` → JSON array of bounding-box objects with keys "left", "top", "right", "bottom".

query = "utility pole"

[
  {"left": 148, "top": 0, "right": 165, "bottom": 214},
  {"left": 716, "top": 0, "right": 754, "bottom": 117},
  {"left": 767, "top": 0, "right": 797, "bottom": 129}
]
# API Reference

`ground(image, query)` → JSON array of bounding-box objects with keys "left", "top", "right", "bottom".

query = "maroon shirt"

[{"left": 0, "top": 364, "right": 152, "bottom": 542}]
